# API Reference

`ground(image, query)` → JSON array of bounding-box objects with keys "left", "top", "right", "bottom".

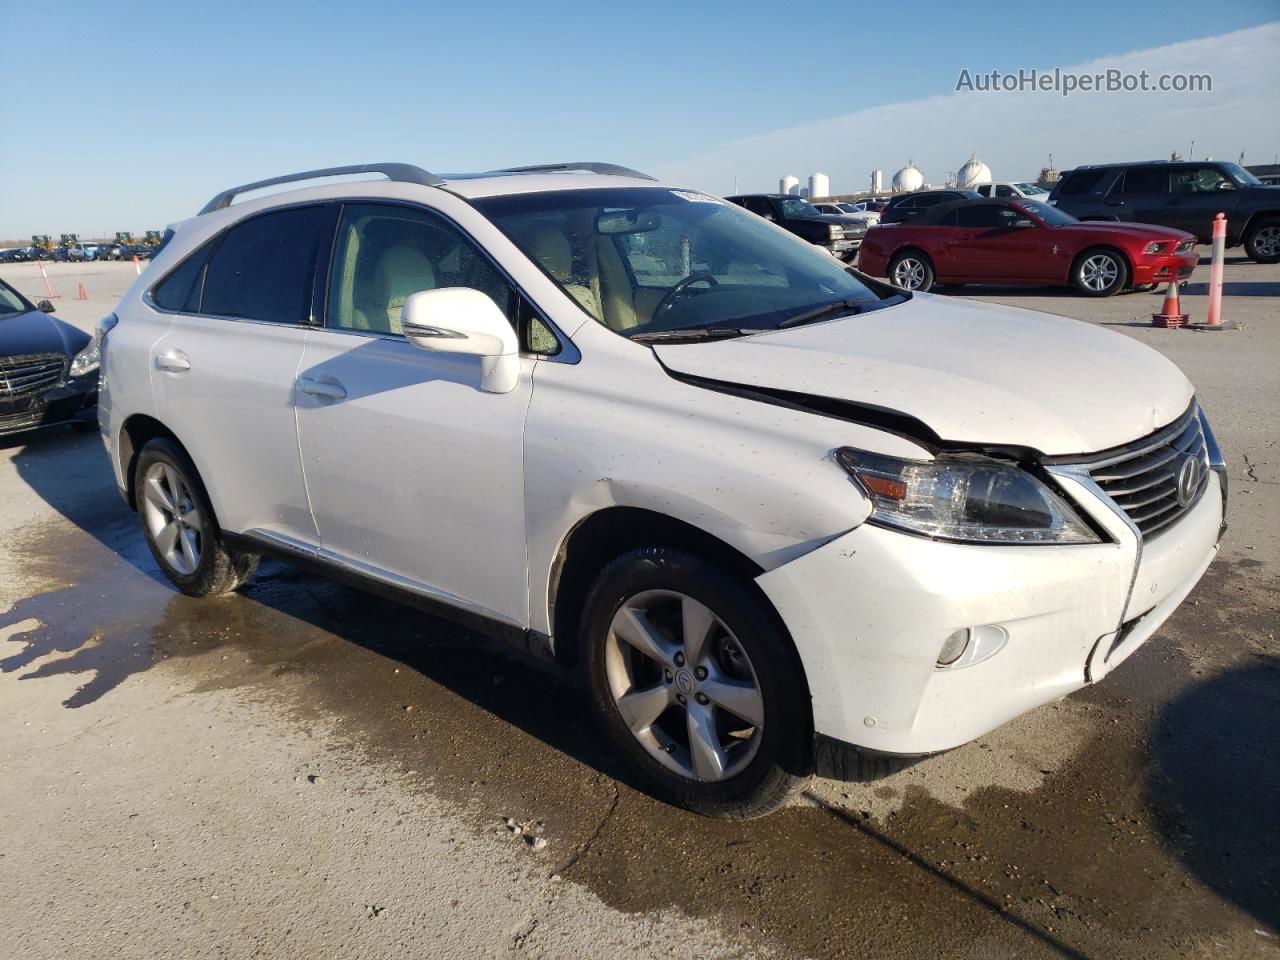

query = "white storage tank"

[
  {"left": 892, "top": 162, "right": 924, "bottom": 192},
  {"left": 808, "top": 172, "right": 830, "bottom": 199},
  {"left": 871, "top": 169, "right": 883, "bottom": 194},
  {"left": 780, "top": 174, "right": 800, "bottom": 195},
  {"left": 956, "top": 153, "right": 993, "bottom": 187}
]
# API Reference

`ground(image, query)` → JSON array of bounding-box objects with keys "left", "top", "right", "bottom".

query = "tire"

[
  {"left": 1071, "top": 247, "right": 1129, "bottom": 297},
  {"left": 1244, "top": 218, "right": 1280, "bottom": 263},
  {"left": 582, "top": 547, "right": 812, "bottom": 819},
  {"left": 134, "top": 438, "right": 258, "bottom": 596},
  {"left": 887, "top": 250, "right": 934, "bottom": 292}
]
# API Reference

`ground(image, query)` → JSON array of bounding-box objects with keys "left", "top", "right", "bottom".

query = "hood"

[
  {"left": 811, "top": 215, "right": 867, "bottom": 232},
  {"left": 654, "top": 295, "right": 1193, "bottom": 457},
  {"left": 1059, "top": 221, "right": 1195, "bottom": 243},
  {"left": 0, "top": 309, "right": 87, "bottom": 358}
]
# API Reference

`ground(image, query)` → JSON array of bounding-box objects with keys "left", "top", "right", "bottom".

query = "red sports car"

[{"left": 857, "top": 198, "right": 1198, "bottom": 297}]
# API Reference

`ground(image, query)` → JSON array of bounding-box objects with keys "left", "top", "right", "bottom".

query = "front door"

[
  {"left": 1167, "top": 166, "right": 1239, "bottom": 241},
  {"left": 149, "top": 204, "right": 335, "bottom": 546},
  {"left": 948, "top": 204, "right": 1060, "bottom": 281},
  {"left": 294, "top": 202, "right": 533, "bottom": 628}
]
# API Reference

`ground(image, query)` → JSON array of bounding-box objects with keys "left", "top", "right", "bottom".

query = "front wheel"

[
  {"left": 1244, "top": 218, "right": 1280, "bottom": 263},
  {"left": 135, "top": 438, "right": 258, "bottom": 596},
  {"left": 887, "top": 250, "right": 935, "bottom": 292},
  {"left": 1072, "top": 248, "right": 1129, "bottom": 297},
  {"left": 583, "top": 548, "right": 812, "bottom": 819}
]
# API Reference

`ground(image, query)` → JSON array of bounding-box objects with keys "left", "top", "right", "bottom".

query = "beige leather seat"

[
  {"left": 524, "top": 228, "right": 602, "bottom": 322},
  {"left": 355, "top": 245, "right": 437, "bottom": 334}
]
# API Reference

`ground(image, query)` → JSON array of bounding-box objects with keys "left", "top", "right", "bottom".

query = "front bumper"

[
  {"left": 0, "top": 376, "right": 98, "bottom": 436},
  {"left": 757, "top": 472, "right": 1223, "bottom": 756},
  {"left": 1132, "top": 249, "right": 1198, "bottom": 285}
]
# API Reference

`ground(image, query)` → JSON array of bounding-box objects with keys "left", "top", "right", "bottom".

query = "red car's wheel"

[
  {"left": 888, "top": 250, "right": 934, "bottom": 292},
  {"left": 1072, "top": 248, "right": 1128, "bottom": 297}
]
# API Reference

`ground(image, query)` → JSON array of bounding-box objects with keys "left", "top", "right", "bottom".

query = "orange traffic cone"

[
  {"left": 132, "top": 254, "right": 142, "bottom": 276},
  {"left": 1151, "top": 276, "right": 1188, "bottom": 328},
  {"left": 77, "top": 283, "right": 88, "bottom": 300}
]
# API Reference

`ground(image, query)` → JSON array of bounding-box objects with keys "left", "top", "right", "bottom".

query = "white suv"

[{"left": 98, "top": 161, "right": 1226, "bottom": 818}]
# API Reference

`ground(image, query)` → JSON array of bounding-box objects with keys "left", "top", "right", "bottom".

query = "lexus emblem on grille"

[{"left": 1175, "top": 453, "right": 1203, "bottom": 508}]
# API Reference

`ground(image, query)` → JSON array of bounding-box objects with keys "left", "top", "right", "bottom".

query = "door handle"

[
  {"left": 155, "top": 351, "right": 190, "bottom": 372},
  {"left": 297, "top": 377, "right": 346, "bottom": 400}
]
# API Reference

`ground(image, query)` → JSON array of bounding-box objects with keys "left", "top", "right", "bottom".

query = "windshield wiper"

[
  {"left": 776, "top": 298, "right": 865, "bottom": 329},
  {"left": 631, "top": 327, "right": 749, "bottom": 344}
]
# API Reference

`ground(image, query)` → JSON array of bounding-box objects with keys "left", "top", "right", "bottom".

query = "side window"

[
  {"left": 914, "top": 194, "right": 945, "bottom": 208},
  {"left": 152, "top": 241, "right": 213, "bottom": 312},
  {"left": 1118, "top": 167, "right": 1169, "bottom": 195},
  {"left": 994, "top": 184, "right": 1014, "bottom": 197},
  {"left": 933, "top": 210, "right": 959, "bottom": 226},
  {"left": 1057, "top": 169, "right": 1108, "bottom": 196},
  {"left": 201, "top": 205, "right": 331, "bottom": 323},
  {"left": 327, "top": 203, "right": 514, "bottom": 336},
  {"left": 1170, "top": 167, "right": 1228, "bottom": 194},
  {"left": 956, "top": 205, "right": 1016, "bottom": 228}
]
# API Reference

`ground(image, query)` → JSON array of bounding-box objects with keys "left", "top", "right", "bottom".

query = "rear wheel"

[
  {"left": 1244, "top": 218, "right": 1280, "bottom": 263},
  {"left": 1072, "top": 248, "right": 1128, "bottom": 297},
  {"left": 887, "top": 250, "right": 935, "bottom": 292},
  {"left": 135, "top": 438, "right": 258, "bottom": 596},
  {"left": 583, "top": 547, "right": 812, "bottom": 819}
]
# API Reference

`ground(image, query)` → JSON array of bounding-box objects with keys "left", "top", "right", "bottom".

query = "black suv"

[
  {"left": 724, "top": 194, "right": 866, "bottom": 262},
  {"left": 1049, "top": 161, "right": 1280, "bottom": 263},
  {"left": 879, "top": 189, "right": 982, "bottom": 225}
]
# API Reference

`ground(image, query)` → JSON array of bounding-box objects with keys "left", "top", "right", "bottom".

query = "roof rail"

[
  {"left": 197, "top": 162, "right": 445, "bottom": 215},
  {"left": 495, "top": 161, "right": 657, "bottom": 181}
]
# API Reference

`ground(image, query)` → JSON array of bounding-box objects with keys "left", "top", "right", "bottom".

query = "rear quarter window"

[{"left": 151, "top": 243, "right": 212, "bottom": 312}]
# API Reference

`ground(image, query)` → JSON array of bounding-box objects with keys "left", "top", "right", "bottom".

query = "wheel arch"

[
  {"left": 547, "top": 506, "right": 770, "bottom": 668},
  {"left": 119, "top": 415, "right": 193, "bottom": 512}
]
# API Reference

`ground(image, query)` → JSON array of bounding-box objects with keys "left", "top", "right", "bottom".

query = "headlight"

[
  {"left": 1143, "top": 241, "right": 1170, "bottom": 254},
  {"left": 828, "top": 225, "right": 842, "bottom": 240},
  {"left": 836, "top": 448, "right": 1099, "bottom": 544},
  {"left": 69, "top": 340, "right": 101, "bottom": 377}
]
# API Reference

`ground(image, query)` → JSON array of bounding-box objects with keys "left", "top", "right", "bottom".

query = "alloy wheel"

[
  {"left": 1080, "top": 253, "right": 1120, "bottom": 292},
  {"left": 892, "top": 257, "right": 927, "bottom": 289},
  {"left": 141, "top": 461, "right": 203, "bottom": 576},
  {"left": 604, "top": 589, "right": 764, "bottom": 782},
  {"left": 1254, "top": 225, "right": 1280, "bottom": 258}
]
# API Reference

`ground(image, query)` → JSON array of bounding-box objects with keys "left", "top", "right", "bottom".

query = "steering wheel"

[{"left": 653, "top": 272, "right": 719, "bottom": 320}]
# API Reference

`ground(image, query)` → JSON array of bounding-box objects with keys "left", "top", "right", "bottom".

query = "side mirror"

[
  {"left": 1216, "top": 180, "right": 1235, "bottom": 191},
  {"left": 401, "top": 287, "right": 520, "bottom": 394},
  {"left": 1013, "top": 219, "right": 1036, "bottom": 229},
  {"left": 37, "top": 299, "right": 55, "bottom": 313}
]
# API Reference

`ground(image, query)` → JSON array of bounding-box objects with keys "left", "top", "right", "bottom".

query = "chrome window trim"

[
  {"left": 144, "top": 196, "right": 581, "bottom": 364},
  {"left": 318, "top": 197, "right": 580, "bottom": 364}
]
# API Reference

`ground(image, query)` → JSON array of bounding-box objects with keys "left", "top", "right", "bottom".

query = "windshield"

[
  {"left": 837, "top": 203, "right": 859, "bottom": 213},
  {"left": 1219, "top": 162, "right": 1261, "bottom": 187},
  {"left": 780, "top": 197, "right": 822, "bottom": 218},
  {"left": 1015, "top": 182, "right": 1048, "bottom": 195},
  {"left": 474, "top": 187, "right": 896, "bottom": 339},
  {"left": 1018, "top": 200, "right": 1077, "bottom": 226},
  {"left": 0, "top": 281, "right": 32, "bottom": 316}
]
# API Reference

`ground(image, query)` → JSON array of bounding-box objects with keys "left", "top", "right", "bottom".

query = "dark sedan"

[
  {"left": 0, "top": 278, "right": 100, "bottom": 436},
  {"left": 879, "top": 189, "right": 983, "bottom": 224}
]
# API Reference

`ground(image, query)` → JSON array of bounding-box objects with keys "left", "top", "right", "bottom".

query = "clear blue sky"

[{"left": 2, "top": 0, "right": 1277, "bottom": 237}]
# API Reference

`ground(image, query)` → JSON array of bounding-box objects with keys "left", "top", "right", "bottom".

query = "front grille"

[
  {"left": 0, "top": 353, "right": 66, "bottom": 398},
  {"left": 1084, "top": 406, "right": 1209, "bottom": 540},
  {"left": 1175, "top": 239, "right": 1195, "bottom": 254}
]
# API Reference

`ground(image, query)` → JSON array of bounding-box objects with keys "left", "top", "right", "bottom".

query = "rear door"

[
  {"left": 149, "top": 204, "right": 334, "bottom": 547},
  {"left": 1108, "top": 166, "right": 1172, "bottom": 226}
]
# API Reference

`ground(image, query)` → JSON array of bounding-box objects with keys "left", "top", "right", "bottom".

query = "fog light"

[{"left": 937, "top": 628, "right": 970, "bottom": 666}]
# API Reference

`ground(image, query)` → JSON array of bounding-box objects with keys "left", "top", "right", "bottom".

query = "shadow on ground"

[{"left": 1148, "top": 657, "right": 1280, "bottom": 931}]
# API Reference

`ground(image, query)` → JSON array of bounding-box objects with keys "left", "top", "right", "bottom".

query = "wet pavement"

[{"left": 3, "top": 427, "right": 1277, "bottom": 960}]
